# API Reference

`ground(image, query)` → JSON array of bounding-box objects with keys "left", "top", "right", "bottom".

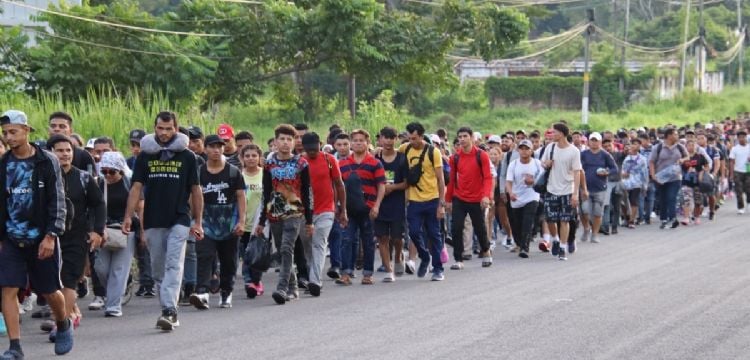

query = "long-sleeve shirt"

[
  {"left": 64, "top": 167, "right": 106, "bottom": 235},
  {"left": 446, "top": 146, "right": 493, "bottom": 203},
  {"left": 259, "top": 153, "right": 313, "bottom": 226}
]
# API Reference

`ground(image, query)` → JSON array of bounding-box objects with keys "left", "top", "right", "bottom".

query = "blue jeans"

[
  {"left": 407, "top": 199, "right": 444, "bottom": 274},
  {"left": 342, "top": 211, "right": 375, "bottom": 276},
  {"left": 328, "top": 219, "right": 342, "bottom": 269},
  {"left": 657, "top": 180, "right": 681, "bottom": 221},
  {"left": 639, "top": 182, "right": 656, "bottom": 221},
  {"left": 182, "top": 240, "right": 197, "bottom": 287}
]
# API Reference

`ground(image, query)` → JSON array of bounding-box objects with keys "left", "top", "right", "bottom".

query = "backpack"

[
  {"left": 654, "top": 142, "right": 687, "bottom": 164},
  {"left": 452, "top": 149, "right": 484, "bottom": 190},
  {"left": 405, "top": 144, "right": 431, "bottom": 191},
  {"left": 344, "top": 162, "right": 369, "bottom": 215}
]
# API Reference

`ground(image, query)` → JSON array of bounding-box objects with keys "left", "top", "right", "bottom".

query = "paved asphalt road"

[{"left": 18, "top": 207, "right": 750, "bottom": 360}]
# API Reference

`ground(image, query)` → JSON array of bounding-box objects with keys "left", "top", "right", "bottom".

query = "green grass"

[{"left": 2, "top": 86, "right": 748, "bottom": 157}]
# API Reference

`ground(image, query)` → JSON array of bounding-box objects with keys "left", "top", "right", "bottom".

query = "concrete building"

[{"left": 0, "top": 0, "right": 82, "bottom": 44}]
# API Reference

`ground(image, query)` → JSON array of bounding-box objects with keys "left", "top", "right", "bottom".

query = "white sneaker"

[
  {"left": 219, "top": 293, "right": 232, "bottom": 309},
  {"left": 20, "top": 293, "right": 36, "bottom": 314},
  {"left": 88, "top": 296, "right": 105, "bottom": 311},
  {"left": 738, "top": 208, "right": 746, "bottom": 215},
  {"left": 405, "top": 260, "right": 416, "bottom": 275},
  {"left": 650, "top": 212, "right": 657, "bottom": 219},
  {"left": 189, "top": 293, "right": 209, "bottom": 310},
  {"left": 383, "top": 273, "right": 395, "bottom": 283}
]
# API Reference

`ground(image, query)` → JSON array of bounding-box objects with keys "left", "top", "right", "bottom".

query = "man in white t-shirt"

[
  {"left": 541, "top": 123, "right": 583, "bottom": 261},
  {"left": 505, "top": 140, "right": 544, "bottom": 259},
  {"left": 729, "top": 130, "right": 750, "bottom": 214}
]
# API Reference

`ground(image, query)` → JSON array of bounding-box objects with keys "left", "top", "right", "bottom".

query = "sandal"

[{"left": 361, "top": 276, "right": 373, "bottom": 285}]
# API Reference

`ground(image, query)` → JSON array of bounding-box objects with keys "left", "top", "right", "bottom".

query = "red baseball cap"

[
  {"left": 217, "top": 124, "right": 235, "bottom": 140},
  {"left": 544, "top": 129, "right": 555, "bottom": 140}
]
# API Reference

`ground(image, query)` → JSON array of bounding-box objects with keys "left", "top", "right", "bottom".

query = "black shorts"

[
  {"left": 373, "top": 219, "right": 405, "bottom": 239},
  {"left": 0, "top": 239, "right": 63, "bottom": 295},
  {"left": 627, "top": 189, "right": 642, "bottom": 207},
  {"left": 544, "top": 193, "right": 576, "bottom": 222}
]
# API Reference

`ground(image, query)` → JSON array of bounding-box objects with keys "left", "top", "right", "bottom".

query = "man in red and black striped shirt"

[{"left": 336, "top": 129, "right": 385, "bottom": 286}]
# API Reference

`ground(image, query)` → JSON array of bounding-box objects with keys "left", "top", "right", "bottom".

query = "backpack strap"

[{"left": 453, "top": 153, "right": 459, "bottom": 187}]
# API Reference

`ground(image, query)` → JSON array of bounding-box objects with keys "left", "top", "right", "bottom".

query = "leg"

[
  {"left": 360, "top": 216, "right": 376, "bottom": 277},
  {"left": 103, "top": 235, "right": 136, "bottom": 312},
  {"left": 520, "top": 202, "right": 539, "bottom": 252},
  {"left": 422, "top": 200, "right": 444, "bottom": 273},
  {"left": 465, "top": 201, "right": 489, "bottom": 253},
  {"left": 510, "top": 206, "right": 523, "bottom": 251},
  {"left": 275, "top": 218, "right": 303, "bottom": 292},
  {"left": 407, "top": 202, "right": 430, "bottom": 264},
  {"left": 450, "top": 199, "right": 468, "bottom": 262},
  {"left": 341, "top": 214, "right": 361, "bottom": 276},
  {"left": 2, "top": 288, "right": 21, "bottom": 342},
  {"left": 160, "top": 225, "right": 189, "bottom": 311},
  {"left": 309, "top": 213, "right": 333, "bottom": 286},
  {"left": 328, "top": 219, "right": 342, "bottom": 270},
  {"left": 136, "top": 234, "right": 154, "bottom": 288},
  {"left": 216, "top": 236, "right": 239, "bottom": 294},
  {"left": 496, "top": 196, "right": 513, "bottom": 242},
  {"left": 195, "top": 236, "right": 217, "bottom": 294},
  {"left": 182, "top": 240, "right": 197, "bottom": 294}
]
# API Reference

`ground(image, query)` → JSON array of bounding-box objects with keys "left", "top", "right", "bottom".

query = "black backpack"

[
  {"left": 406, "top": 144, "right": 439, "bottom": 191},
  {"left": 344, "top": 163, "right": 369, "bottom": 215}
]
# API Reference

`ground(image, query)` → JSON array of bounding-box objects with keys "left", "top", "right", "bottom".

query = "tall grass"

[{"left": 2, "top": 85, "right": 748, "bottom": 156}]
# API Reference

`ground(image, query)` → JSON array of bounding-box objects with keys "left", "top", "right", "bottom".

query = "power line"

[
  {"left": 1, "top": 0, "right": 230, "bottom": 38},
  {"left": 594, "top": 25, "right": 698, "bottom": 54},
  {"left": 31, "top": 30, "right": 232, "bottom": 60}
]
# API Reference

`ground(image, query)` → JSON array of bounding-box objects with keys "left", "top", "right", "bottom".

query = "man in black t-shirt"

[
  {"left": 189, "top": 135, "right": 245, "bottom": 310},
  {"left": 123, "top": 111, "right": 203, "bottom": 332},
  {"left": 47, "top": 111, "right": 96, "bottom": 174}
]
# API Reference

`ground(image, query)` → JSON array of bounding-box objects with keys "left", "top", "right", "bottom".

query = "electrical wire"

[
  {"left": 594, "top": 25, "right": 698, "bottom": 54},
  {"left": 31, "top": 30, "right": 232, "bottom": 60},
  {"left": 714, "top": 33, "right": 745, "bottom": 65},
  {"left": 0, "top": 0, "right": 230, "bottom": 37}
]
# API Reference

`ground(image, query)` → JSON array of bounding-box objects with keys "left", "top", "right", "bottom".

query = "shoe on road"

[
  {"left": 189, "top": 293, "right": 209, "bottom": 310},
  {"left": 156, "top": 310, "right": 179, "bottom": 331}
]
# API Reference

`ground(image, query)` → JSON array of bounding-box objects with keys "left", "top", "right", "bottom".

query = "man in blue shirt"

[{"left": 580, "top": 132, "right": 618, "bottom": 244}]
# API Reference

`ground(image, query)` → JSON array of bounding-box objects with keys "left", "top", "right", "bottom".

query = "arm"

[
  {"left": 334, "top": 176, "right": 348, "bottom": 226},
  {"left": 572, "top": 169, "right": 582, "bottom": 207},
  {"left": 300, "top": 166, "right": 313, "bottom": 226},
  {"left": 445, "top": 156, "right": 455, "bottom": 203},
  {"left": 255, "top": 167, "right": 272, "bottom": 235},
  {"left": 190, "top": 184, "right": 204, "bottom": 239},
  {"left": 481, "top": 152, "right": 493, "bottom": 203},
  {"left": 234, "top": 188, "right": 246, "bottom": 236},
  {"left": 85, "top": 176, "right": 106, "bottom": 235},
  {"left": 122, "top": 181, "right": 143, "bottom": 234},
  {"left": 434, "top": 149, "right": 446, "bottom": 219}
]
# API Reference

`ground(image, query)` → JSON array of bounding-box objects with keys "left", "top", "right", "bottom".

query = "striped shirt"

[{"left": 339, "top": 153, "right": 386, "bottom": 209}]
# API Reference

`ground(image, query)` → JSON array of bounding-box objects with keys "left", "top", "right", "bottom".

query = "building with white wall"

[{"left": 1, "top": 0, "right": 82, "bottom": 44}]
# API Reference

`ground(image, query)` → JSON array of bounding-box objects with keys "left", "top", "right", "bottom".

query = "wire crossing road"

[{"left": 20, "top": 207, "right": 750, "bottom": 360}]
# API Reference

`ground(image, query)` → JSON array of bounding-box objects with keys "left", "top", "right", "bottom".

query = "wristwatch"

[{"left": 47, "top": 231, "right": 58, "bottom": 238}]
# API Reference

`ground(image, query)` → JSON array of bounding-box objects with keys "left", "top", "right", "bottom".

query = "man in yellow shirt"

[{"left": 399, "top": 122, "right": 447, "bottom": 281}]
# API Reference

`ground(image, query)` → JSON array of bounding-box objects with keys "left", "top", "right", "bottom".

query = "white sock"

[
  {"left": 560, "top": 243, "right": 567, "bottom": 251},
  {"left": 543, "top": 233, "right": 551, "bottom": 242},
  {"left": 554, "top": 236, "right": 560, "bottom": 243}
]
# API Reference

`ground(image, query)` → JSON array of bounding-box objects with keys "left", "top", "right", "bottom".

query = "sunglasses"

[{"left": 101, "top": 169, "right": 119, "bottom": 176}]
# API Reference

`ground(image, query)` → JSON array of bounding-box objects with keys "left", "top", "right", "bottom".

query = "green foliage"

[
  {"left": 0, "top": 27, "right": 29, "bottom": 94},
  {"left": 485, "top": 76, "right": 582, "bottom": 103}
]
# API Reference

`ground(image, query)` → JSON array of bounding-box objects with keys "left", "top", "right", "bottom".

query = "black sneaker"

[
  {"left": 611, "top": 227, "right": 618, "bottom": 235},
  {"left": 558, "top": 249, "right": 568, "bottom": 261},
  {"left": 272, "top": 290, "right": 287, "bottom": 305},
  {"left": 308, "top": 283, "right": 321, "bottom": 297},
  {"left": 599, "top": 227, "right": 611, "bottom": 236},
  {"left": 297, "top": 279, "right": 309, "bottom": 290},
  {"left": 156, "top": 310, "right": 179, "bottom": 331},
  {"left": 326, "top": 267, "right": 340, "bottom": 280},
  {"left": 709, "top": 212, "right": 715, "bottom": 221},
  {"left": 551, "top": 241, "right": 560, "bottom": 256},
  {"left": 77, "top": 279, "right": 89, "bottom": 299},
  {"left": 143, "top": 287, "right": 156, "bottom": 298},
  {"left": 660, "top": 220, "right": 668, "bottom": 229},
  {"left": 519, "top": 251, "right": 529, "bottom": 259},
  {"left": 568, "top": 238, "right": 576, "bottom": 254},
  {"left": 135, "top": 285, "right": 147, "bottom": 297},
  {"left": 671, "top": 219, "right": 680, "bottom": 229}
]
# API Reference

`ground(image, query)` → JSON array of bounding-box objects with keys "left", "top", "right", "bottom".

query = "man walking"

[
  {"left": 729, "top": 130, "right": 750, "bottom": 214},
  {"left": 123, "top": 111, "right": 203, "bottom": 331},
  {"left": 506, "top": 139, "right": 544, "bottom": 258},
  {"left": 0, "top": 110, "right": 73, "bottom": 358},
  {"left": 580, "top": 132, "right": 617, "bottom": 244},
  {"left": 649, "top": 128, "right": 689, "bottom": 228},
  {"left": 446, "top": 127, "right": 493, "bottom": 269}
]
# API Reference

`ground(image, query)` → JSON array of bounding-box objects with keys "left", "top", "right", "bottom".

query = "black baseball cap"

[
  {"left": 187, "top": 125, "right": 203, "bottom": 140},
  {"left": 204, "top": 134, "right": 225, "bottom": 146},
  {"left": 302, "top": 132, "right": 321, "bottom": 150},
  {"left": 129, "top": 129, "right": 146, "bottom": 142}
]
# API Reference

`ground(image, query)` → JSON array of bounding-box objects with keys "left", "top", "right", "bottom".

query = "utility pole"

[
  {"left": 620, "top": 0, "right": 631, "bottom": 92},
  {"left": 738, "top": 0, "right": 744, "bottom": 87},
  {"left": 697, "top": 0, "right": 706, "bottom": 93},
  {"left": 582, "top": 9, "right": 594, "bottom": 125},
  {"left": 679, "top": 0, "right": 692, "bottom": 92}
]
